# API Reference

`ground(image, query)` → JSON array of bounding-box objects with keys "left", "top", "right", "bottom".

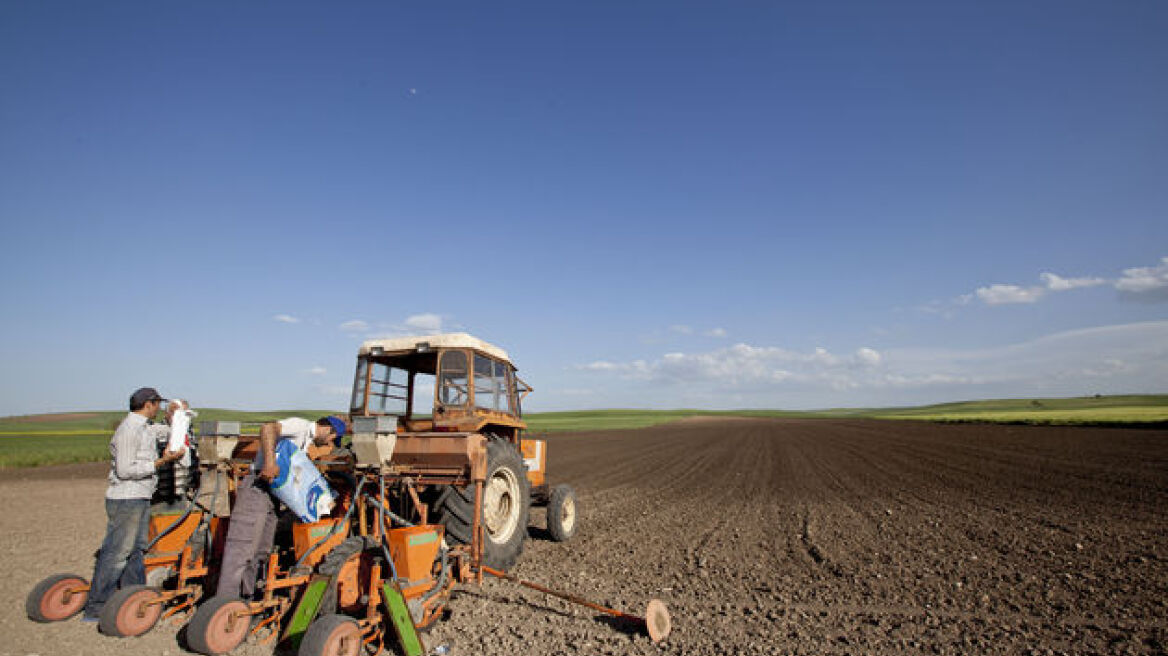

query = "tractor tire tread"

[{"left": 431, "top": 438, "right": 530, "bottom": 571}]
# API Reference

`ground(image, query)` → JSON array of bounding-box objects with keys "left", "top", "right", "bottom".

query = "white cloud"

[
  {"left": 273, "top": 314, "right": 301, "bottom": 324},
  {"left": 1040, "top": 272, "right": 1106, "bottom": 291},
  {"left": 856, "top": 347, "right": 882, "bottom": 366},
  {"left": 367, "top": 313, "right": 452, "bottom": 339},
  {"left": 705, "top": 327, "right": 728, "bottom": 338},
  {"left": 306, "top": 366, "right": 327, "bottom": 375},
  {"left": 339, "top": 320, "right": 370, "bottom": 333},
  {"left": 404, "top": 313, "right": 444, "bottom": 333},
  {"left": 966, "top": 258, "right": 1167, "bottom": 308},
  {"left": 578, "top": 343, "right": 873, "bottom": 388},
  {"left": 1115, "top": 256, "right": 1168, "bottom": 299},
  {"left": 975, "top": 284, "right": 1045, "bottom": 305},
  {"left": 580, "top": 361, "right": 620, "bottom": 372},
  {"left": 575, "top": 321, "right": 1168, "bottom": 400},
  {"left": 884, "top": 321, "right": 1168, "bottom": 390}
]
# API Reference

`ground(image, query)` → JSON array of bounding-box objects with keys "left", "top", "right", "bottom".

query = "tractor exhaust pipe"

[{"left": 479, "top": 566, "right": 671, "bottom": 643}]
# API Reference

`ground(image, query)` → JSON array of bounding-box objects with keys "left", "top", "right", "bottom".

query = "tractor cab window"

[
  {"left": 351, "top": 358, "right": 369, "bottom": 413},
  {"left": 352, "top": 357, "right": 411, "bottom": 416},
  {"left": 474, "top": 355, "right": 513, "bottom": 413},
  {"left": 437, "top": 350, "right": 469, "bottom": 407},
  {"left": 367, "top": 361, "right": 409, "bottom": 415},
  {"left": 514, "top": 376, "right": 531, "bottom": 416}
]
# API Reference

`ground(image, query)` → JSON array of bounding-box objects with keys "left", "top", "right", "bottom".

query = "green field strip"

[{"left": 3, "top": 396, "right": 1165, "bottom": 468}]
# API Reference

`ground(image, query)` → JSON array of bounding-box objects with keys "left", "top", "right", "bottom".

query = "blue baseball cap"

[{"left": 324, "top": 415, "right": 346, "bottom": 442}]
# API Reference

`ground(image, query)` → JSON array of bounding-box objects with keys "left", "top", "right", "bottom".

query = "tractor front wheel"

[
  {"left": 299, "top": 613, "right": 363, "bottom": 656},
  {"left": 98, "top": 584, "right": 163, "bottom": 637},
  {"left": 186, "top": 596, "right": 251, "bottom": 655},
  {"left": 25, "top": 573, "right": 88, "bottom": 622}
]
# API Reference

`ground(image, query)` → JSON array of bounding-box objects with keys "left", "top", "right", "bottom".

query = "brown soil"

[{"left": 4, "top": 418, "right": 1167, "bottom": 655}]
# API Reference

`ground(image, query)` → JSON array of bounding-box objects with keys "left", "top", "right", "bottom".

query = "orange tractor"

[
  {"left": 346, "top": 333, "right": 578, "bottom": 565},
  {"left": 184, "top": 333, "right": 582, "bottom": 655}
]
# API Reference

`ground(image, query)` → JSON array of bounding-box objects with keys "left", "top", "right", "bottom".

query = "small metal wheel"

[
  {"left": 546, "top": 484, "right": 578, "bottom": 542},
  {"left": 299, "top": 613, "right": 363, "bottom": 656},
  {"left": 645, "top": 599, "right": 671, "bottom": 642},
  {"left": 25, "top": 573, "right": 89, "bottom": 622},
  {"left": 186, "top": 596, "right": 251, "bottom": 655},
  {"left": 99, "top": 584, "right": 163, "bottom": 637}
]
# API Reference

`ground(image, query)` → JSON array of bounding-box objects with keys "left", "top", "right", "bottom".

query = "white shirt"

[
  {"left": 278, "top": 417, "right": 316, "bottom": 451},
  {"left": 106, "top": 412, "right": 167, "bottom": 499}
]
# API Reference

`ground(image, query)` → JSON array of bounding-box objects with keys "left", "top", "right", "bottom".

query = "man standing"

[
  {"left": 215, "top": 416, "right": 345, "bottom": 599},
  {"left": 83, "top": 387, "right": 185, "bottom": 621}
]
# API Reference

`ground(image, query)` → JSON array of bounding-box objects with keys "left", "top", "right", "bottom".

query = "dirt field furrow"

[{"left": 4, "top": 418, "right": 1166, "bottom": 656}]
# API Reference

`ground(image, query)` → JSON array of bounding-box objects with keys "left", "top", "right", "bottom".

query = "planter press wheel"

[
  {"left": 99, "top": 584, "right": 163, "bottom": 637},
  {"left": 298, "top": 613, "right": 363, "bottom": 656},
  {"left": 26, "top": 573, "right": 88, "bottom": 622},
  {"left": 187, "top": 596, "right": 251, "bottom": 655}
]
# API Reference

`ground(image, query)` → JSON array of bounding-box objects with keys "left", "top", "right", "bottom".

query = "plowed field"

[{"left": 3, "top": 418, "right": 1167, "bottom": 656}]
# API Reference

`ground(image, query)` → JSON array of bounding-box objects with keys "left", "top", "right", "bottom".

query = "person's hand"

[
  {"left": 155, "top": 447, "right": 185, "bottom": 468},
  {"left": 259, "top": 461, "right": 280, "bottom": 482}
]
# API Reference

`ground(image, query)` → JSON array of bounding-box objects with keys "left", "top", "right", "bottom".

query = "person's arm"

[{"left": 257, "top": 421, "right": 280, "bottom": 482}]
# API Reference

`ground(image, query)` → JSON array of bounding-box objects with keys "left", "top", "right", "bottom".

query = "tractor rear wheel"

[
  {"left": 186, "top": 596, "right": 250, "bottom": 655},
  {"left": 298, "top": 613, "right": 363, "bottom": 656},
  {"left": 98, "top": 584, "right": 162, "bottom": 637},
  {"left": 546, "top": 484, "right": 578, "bottom": 542},
  {"left": 25, "top": 573, "right": 88, "bottom": 622},
  {"left": 433, "top": 438, "right": 529, "bottom": 571}
]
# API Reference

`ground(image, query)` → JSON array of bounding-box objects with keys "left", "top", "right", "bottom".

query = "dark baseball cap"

[{"left": 129, "top": 387, "right": 166, "bottom": 409}]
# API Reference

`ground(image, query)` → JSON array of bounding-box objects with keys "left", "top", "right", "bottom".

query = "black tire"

[
  {"left": 186, "top": 596, "right": 250, "bottom": 655},
  {"left": 546, "top": 485, "right": 578, "bottom": 542},
  {"left": 316, "top": 536, "right": 374, "bottom": 616},
  {"left": 98, "top": 584, "right": 163, "bottom": 637},
  {"left": 433, "top": 438, "right": 530, "bottom": 571},
  {"left": 299, "top": 613, "right": 362, "bottom": 656},
  {"left": 316, "top": 536, "right": 373, "bottom": 577},
  {"left": 26, "top": 573, "right": 88, "bottom": 622}
]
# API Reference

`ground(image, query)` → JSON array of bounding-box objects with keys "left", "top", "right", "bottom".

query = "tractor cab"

[{"left": 349, "top": 333, "right": 532, "bottom": 442}]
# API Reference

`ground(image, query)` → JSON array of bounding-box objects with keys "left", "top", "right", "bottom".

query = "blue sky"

[{"left": 1, "top": 1, "right": 1166, "bottom": 415}]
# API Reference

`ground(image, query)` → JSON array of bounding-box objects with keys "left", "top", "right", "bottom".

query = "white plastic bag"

[{"left": 167, "top": 399, "right": 196, "bottom": 466}]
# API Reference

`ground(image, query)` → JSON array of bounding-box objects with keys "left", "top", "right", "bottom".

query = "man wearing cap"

[
  {"left": 83, "top": 387, "right": 186, "bottom": 621},
  {"left": 216, "top": 415, "right": 345, "bottom": 599}
]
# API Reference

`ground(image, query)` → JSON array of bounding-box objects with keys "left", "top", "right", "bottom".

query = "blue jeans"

[{"left": 84, "top": 498, "right": 150, "bottom": 617}]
